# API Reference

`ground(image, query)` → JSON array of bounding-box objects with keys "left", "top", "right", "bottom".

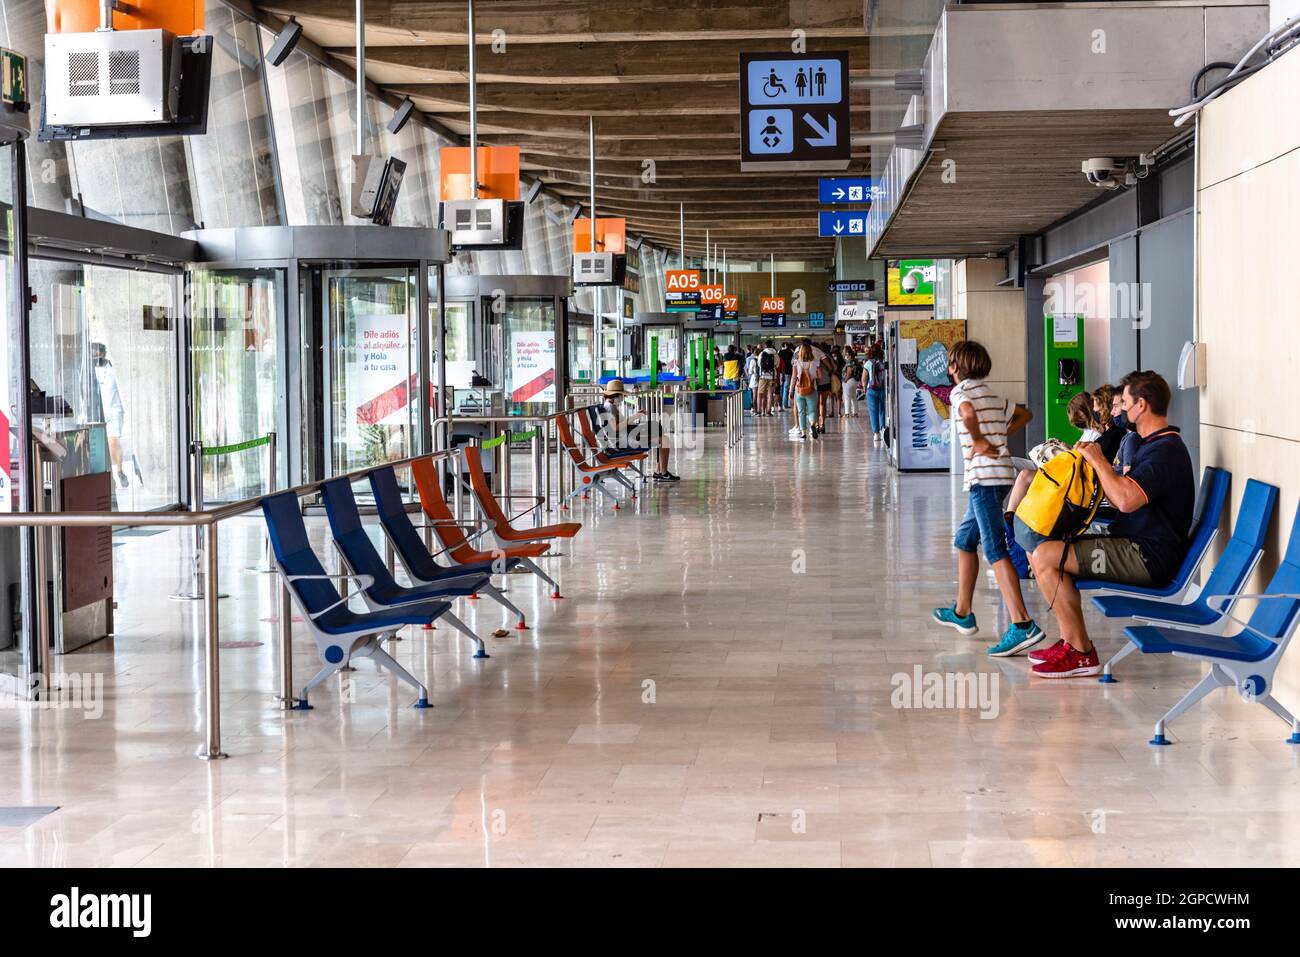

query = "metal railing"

[
  {"left": 0, "top": 446, "right": 458, "bottom": 761},
  {"left": 431, "top": 410, "right": 569, "bottom": 518}
]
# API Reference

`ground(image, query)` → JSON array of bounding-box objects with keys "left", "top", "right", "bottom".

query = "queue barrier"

[
  {"left": 172, "top": 432, "right": 278, "bottom": 600},
  {"left": 0, "top": 445, "right": 463, "bottom": 760}
]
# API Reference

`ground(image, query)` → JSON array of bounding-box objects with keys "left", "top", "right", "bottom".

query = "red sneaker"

[
  {"left": 1027, "top": 638, "right": 1067, "bottom": 664},
  {"left": 1031, "top": 643, "right": 1101, "bottom": 678}
]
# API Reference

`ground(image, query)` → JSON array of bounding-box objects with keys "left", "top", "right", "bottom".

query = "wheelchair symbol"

[{"left": 762, "top": 68, "right": 788, "bottom": 98}]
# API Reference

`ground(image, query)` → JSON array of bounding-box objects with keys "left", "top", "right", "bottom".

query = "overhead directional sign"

[
  {"left": 828, "top": 280, "right": 876, "bottom": 294},
  {"left": 722, "top": 294, "right": 739, "bottom": 322},
  {"left": 818, "top": 210, "right": 867, "bottom": 237},
  {"left": 818, "top": 178, "right": 878, "bottom": 204},
  {"left": 809, "top": 313, "right": 826, "bottom": 329},
  {"left": 665, "top": 291, "right": 701, "bottom": 313},
  {"left": 760, "top": 296, "right": 786, "bottom": 327},
  {"left": 665, "top": 269, "right": 701, "bottom": 292},
  {"left": 739, "top": 51, "right": 850, "bottom": 172}
]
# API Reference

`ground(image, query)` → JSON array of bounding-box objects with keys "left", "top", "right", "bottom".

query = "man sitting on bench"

[
  {"left": 1019, "top": 370, "right": 1195, "bottom": 678},
  {"left": 598, "top": 379, "right": 679, "bottom": 482}
]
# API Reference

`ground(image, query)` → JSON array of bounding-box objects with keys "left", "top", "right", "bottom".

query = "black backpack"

[{"left": 759, "top": 350, "right": 776, "bottom": 374}]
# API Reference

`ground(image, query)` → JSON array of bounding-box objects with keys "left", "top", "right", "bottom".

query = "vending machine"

[{"left": 886, "top": 318, "right": 966, "bottom": 471}]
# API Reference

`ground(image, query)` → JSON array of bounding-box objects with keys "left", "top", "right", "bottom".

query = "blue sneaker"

[
  {"left": 932, "top": 603, "right": 978, "bottom": 636},
  {"left": 987, "top": 621, "right": 1045, "bottom": 657}
]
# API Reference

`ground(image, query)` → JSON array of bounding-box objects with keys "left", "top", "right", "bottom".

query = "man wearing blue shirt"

[{"left": 1025, "top": 371, "right": 1194, "bottom": 678}]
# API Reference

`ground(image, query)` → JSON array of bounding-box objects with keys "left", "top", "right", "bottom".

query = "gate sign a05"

[{"left": 739, "top": 51, "right": 850, "bottom": 172}]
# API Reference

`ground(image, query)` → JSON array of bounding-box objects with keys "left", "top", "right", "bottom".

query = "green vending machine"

[{"left": 1044, "top": 313, "right": 1085, "bottom": 444}]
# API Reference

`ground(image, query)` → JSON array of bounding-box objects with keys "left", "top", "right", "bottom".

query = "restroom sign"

[
  {"left": 665, "top": 269, "right": 700, "bottom": 292},
  {"left": 740, "top": 51, "right": 851, "bottom": 172}
]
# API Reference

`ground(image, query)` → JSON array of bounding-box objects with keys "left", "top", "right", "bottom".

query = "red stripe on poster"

[
  {"left": 510, "top": 368, "right": 555, "bottom": 403},
  {"left": 356, "top": 373, "right": 417, "bottom": 426}
]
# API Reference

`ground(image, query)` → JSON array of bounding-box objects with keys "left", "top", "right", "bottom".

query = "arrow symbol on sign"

[
  {"left": 804, "top": 113, "right": 837, "bottom": 148},
  {"left": 832, "top": 220, "right": 844, "bottom": 234},
  {"left": 832, "top": 187, "right": 845, "bottom": 199}
]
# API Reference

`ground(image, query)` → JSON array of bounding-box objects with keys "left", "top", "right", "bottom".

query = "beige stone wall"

[
  {"left": 953, "top": 258, "right": 1027, "bottom": 404},
  {"left": 1198, "top": 46, "right": 1300, "bottom": 700}
]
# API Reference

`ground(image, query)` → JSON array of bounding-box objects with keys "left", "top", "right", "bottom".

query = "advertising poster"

[
  {"left": 511, "top": 330, "right": 557, "bottom": 403},
  {"left": 895, "top": 319, "right": 964, "bottom": 470},
  {"left": 353, "top": 311, "right": 411, "bottom": 427},
  {"left": 886, "top": 259, "right": 937, "bottom": 307}
]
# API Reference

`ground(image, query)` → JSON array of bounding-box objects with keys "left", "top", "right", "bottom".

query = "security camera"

[
  {"left": 901, "top": 270, "right": 922, "bottom": 294},
  {"left": 1082, "top": 157, "right": 1126, "bottom": 189}
]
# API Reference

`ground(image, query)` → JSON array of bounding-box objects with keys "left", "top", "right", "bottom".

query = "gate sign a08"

[{"left": 740, "top": 51, "right": 850, "bottom": 172}]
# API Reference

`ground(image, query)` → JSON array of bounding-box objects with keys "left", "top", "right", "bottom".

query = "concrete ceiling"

[
  {"left": 246, "top": 0, "right": 935, "bottom": 261},
  {"left": 872, "top": 109, "right": 1177, "bottom": 259}
]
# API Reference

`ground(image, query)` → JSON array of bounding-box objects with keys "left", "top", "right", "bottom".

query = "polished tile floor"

[{"left": 3, "top": 412, "right": 1300, "bottom": 867}]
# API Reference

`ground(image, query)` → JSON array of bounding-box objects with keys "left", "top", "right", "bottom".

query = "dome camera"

[
  {"left": 901, "top": 268, "right": 924, "bottom": 294},
  {"left": 1082, "top": 157, "right": 1126, "bottom": 189}
]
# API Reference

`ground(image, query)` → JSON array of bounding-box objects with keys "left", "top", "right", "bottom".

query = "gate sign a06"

[{"left": 739, "top": 51, "right": 850, "bottom": 172}]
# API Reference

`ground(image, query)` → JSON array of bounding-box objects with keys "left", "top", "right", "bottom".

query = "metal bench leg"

[
  {"left": 368, "top": 643, "right": 433, "bottom": 708},
  {"left": 1150, "top": 665, "right": 1230, "bottom": 745},
  {"left": 440, "top": 609, "right": 489, "bottom": 659},
  {"left": 1254, "top": 693, "right": 1300, "bottom": 741},
  {"left": 480, "top": 581, "right": 527, "bottom": 630},
  {"left": 519, "top": 556, "right": 559, "bottom": 592},
  {"left": 296, "top": 661, "right": 338, "bottom": 710},
  {"left": 1099, "top": 641, "right": 1137, "bottom": 683},
  {"left": 593, "top": 479, "right": 620, "bottom": 506},
  {"left": 560, "top": 484, "right": 585, "bottom": 508},
  {"left": 610, "top": 470, "right": 636, "bottom": 493}
]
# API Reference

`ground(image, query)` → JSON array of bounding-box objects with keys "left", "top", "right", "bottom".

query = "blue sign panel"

[
  {"left": 818, "top": 177, "right": 876, "bottom": 204},
  {"left": 739, "top": 52, "right": 850, "bottom": 170},
  {"left": 818, "top": 210, "right": 867, "bottom": 238},
  {"left": 828, "top": 280, "right": 876, "bottom": 294},
  {"left": 809, "top": 315, "right": 826, "bottom": 329},
  {"left": 744, "top": 58, "right": 843, "bottom": 105}
]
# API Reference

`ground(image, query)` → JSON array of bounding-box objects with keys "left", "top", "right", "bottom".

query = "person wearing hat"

[{"left": 598, "top": 379, "right": 679, "bottom": 482}]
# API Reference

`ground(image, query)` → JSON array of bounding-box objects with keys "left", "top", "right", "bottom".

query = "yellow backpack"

[{"left": 1015, "top": 450, "right": 1102, "bottom": 540}]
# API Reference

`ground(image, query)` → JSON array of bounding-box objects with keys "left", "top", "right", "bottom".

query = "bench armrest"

[
  {"left": 1201, "top": 592, "right": 1300, "bottom": 645},
  {"left": 284, "top": 574, "right": 376, "bottom": 620}
]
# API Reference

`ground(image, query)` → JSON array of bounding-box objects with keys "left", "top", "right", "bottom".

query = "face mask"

[
  {"left": 1123, "top": 410, "right": 1141, "bottom": 433},
  {"left": 1112, "top": 411, "right": 1129, "bottom": 431}
]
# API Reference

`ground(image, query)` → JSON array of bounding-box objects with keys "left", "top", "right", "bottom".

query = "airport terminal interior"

[{"left": 0, "top": 0, "right": 1298, "bottom": 875}]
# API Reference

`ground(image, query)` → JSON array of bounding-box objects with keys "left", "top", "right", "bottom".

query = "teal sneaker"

[
  {"left": 932, "top": 603, "right": 978, "bottom": 636},
  {"left": 988, "top": 621, "right": 1046, "bottom": 657}
]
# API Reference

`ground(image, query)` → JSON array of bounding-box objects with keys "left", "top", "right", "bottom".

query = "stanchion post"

[
  {"left": 277, "top": 579, "right": 294, "bottom": 710},
  {"left": 199, "top": 520, "right": 227, "bottom": 760},
  {"left": 31, "top": 443, "right": 52, "bottom": 697}
]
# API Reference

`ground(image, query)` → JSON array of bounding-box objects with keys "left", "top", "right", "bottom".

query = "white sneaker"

[{"left": 787, "top": 426, "right": 801, "bottom": 435}]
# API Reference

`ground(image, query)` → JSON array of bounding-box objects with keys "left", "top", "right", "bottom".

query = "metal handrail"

[{"left": 0, "top": 447, "right": 460, "bottom": 762}]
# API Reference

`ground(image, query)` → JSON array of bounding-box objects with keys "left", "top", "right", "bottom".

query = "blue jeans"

[
  {"left": 866, "top": 388, "right": 885, "bottom": 433},
  {"left": 795, "top": 393, "right": 817, "bottom": 433},
  {"left": 778, "top": 374, "right": 790, "bottom": 408},
  {"left": 954, "top": 484, "right": 1013, "bottom": 564}
]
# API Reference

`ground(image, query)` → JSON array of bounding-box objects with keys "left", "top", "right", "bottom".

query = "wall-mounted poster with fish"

[{"left": 893, "top": 319, "right": 966, "bottom": 471}]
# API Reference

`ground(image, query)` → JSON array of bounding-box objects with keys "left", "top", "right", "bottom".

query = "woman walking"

[
  {"left": 863, "top": 341, "right": 887, "bottom": 444},
  {"left": 789, "top": 342, "right": 821, "bottom": 440}
]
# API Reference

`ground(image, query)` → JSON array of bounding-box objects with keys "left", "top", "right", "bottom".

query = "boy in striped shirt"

[{"left": 931, "top": 340, "right": 1045, "bottom": 657}]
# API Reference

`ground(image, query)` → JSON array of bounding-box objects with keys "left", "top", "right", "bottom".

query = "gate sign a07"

[{"left": 740, "top": 51, "right": 850, "bottom": 172}]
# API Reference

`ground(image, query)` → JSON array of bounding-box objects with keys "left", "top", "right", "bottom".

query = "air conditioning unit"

[
  {"left": 45, "top": 29, "right": 182, "bottom": 127},
  {"left": 443, "top": 198, "right": 506, "bottom": 246},
  {"left": 572, "top": 252, "right": 626, "bottom": 287}
]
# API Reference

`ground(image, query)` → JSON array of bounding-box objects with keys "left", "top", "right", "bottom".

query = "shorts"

[
  {"left": 104, "top": 410, "right": 124, "bottom": 438},
  {"left": 816, "top": 380, "right": 832, "bottom": 394},
  {"left": 1071, "top": 535, "right": 1154, "bottom": 585},
  {"left": 954, "top": 484, "right": 1013, "bottom": 564},
  {"left": 1013, "top": 518, "right": 1155, "bottom": 587},
  {"left": 757, "top": 379, "right": 775, "bottom": 399}
]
